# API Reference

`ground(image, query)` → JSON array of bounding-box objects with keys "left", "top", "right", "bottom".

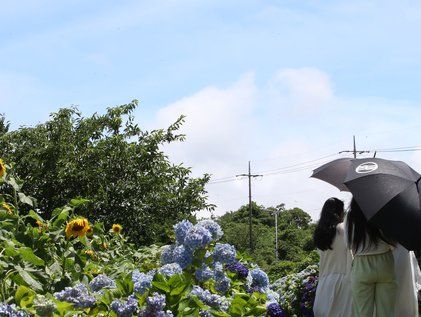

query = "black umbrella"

[
  {"left": 311, "top": 158, "right": 353, "bottom": 192},
  {"left": 343, "top": 158, "right": 421, "bottom": 250}
]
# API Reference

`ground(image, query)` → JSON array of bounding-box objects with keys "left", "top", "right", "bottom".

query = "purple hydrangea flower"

[
  {"left": 172, "top": 245, "right": 193, "bottom": 269},
  {"left": 158, "top": 263, "right": 183, "bottom": 277},
  {"left": 173, "top": 220, "right": 193, "bottom": 244},
  {"left": 215, "top": 276, "right": 231, "bottom": 293},
  {"left": 89, "top": 274, "right": 116, "bottom": 292},
  {"left": 267, "top": 302, "right": 285, "bottom": 317},
  {"left": 197, "top": 220, "right": 223, "bottom": 240},
  {"left": 195, "top": 264, "right": 214, "bottom": 282},
  {"left": 212, "top": 243, "right": 236, "bottom": 264},
  {"left": 190, "top": 286, "right": 230, "bottom": 311},
  {"left": 111, "top": 295, "right": 138, "bottom": 317},
  {"left": 214, "top": 262, "right": 231, "bottom": 294},
  {"left": 138, "top": 293, "right": 173, "bottom": 317},
  {"left": 300, "top": 275, "right": 318, "bottom": 315},
  {"left": 132, "top": 270, "right": 155, "bottom": 295},
  {"left": 183, "top": 225, "right": 213, "bottom": 251},
  {"left": 0, "top": 303, "right": 28, "bottom": 317},
  {"left": 54, "top": 283, "right": 96, "bottom": 309},
  {"left": 226, "top": 262, "right": 249, "bottom": 279}
]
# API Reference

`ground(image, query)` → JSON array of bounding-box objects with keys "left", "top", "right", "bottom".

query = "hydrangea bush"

[
  {"left": 0, "top": 160, "right": 319, "bottom": 316},
  {"left": 270, "top": 265, "right": 318, "bottom": 317}
]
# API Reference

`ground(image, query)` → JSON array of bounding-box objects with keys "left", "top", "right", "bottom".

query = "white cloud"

[
  {"left": 157, "top": 73, "right": 257, "bottom": 172},
  {"left": 153, "top": 67, "right": 421, "bottom": 220},
  {"left": 268, "top": 67, "right": 334, "bottom": 113}
]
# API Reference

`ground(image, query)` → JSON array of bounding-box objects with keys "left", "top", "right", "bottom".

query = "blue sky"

[{"left": 1, "top": 0, "right": 421, "bottom": 218}]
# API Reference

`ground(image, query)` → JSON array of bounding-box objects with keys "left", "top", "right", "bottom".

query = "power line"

[
  {"left": 207, "top": 143, "right": 421, "bottom": 186},
  {"left": 254, "top": 153, "right": 339, "bottom": 174}
]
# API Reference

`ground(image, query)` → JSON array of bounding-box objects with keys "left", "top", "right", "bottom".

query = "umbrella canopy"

[
  {"left": 344, "top": 158, "right": 420, "bottom": 219},
  {"left": 311, "top": 158, "right": 353, "bottom": 192},
  {"left": 343, "top": 158, "right": 421, "bottom": 250}
]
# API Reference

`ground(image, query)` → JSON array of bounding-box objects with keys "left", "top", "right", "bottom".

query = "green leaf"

[
  {"left": 18, "top": 192, "right": 34, "bottom": 206},
  {"left": 245, "top": 305, "right": 267, "bottom": 316},
  {"left": 152, "top": 281, "right": 171, "bottom": 293},
  {"left": 69, "top": 198, "right": 91, "bottom": 207},
  {"left": 18, "top": 247, "right": 45, "bottom": 266},
  {"left": 210, "top": 311, "right": 231, "bottom": 317},
  {"left": 52, "top": 207, "right": 70, "bottom": 227},
  {"left": 28, "top": 210, "right": 44, "bottom": 222},
  {"left": 17, "top": 269, "right": 43, "bottom": 291},
  {"left": 15, "top": 285, "right": 35, "bottom": 304},
  {"left": 55, "top": 301, "right": 75, "bottom": 315},
  {"left": 7, "top": 176, "right": 21, "bottom": 191},
  {"left": 170, "top": 284, "right": 188, "bottom": 296}
]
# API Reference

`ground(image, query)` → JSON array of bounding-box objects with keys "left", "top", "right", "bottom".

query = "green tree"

[
  {"left": 0, "top": 101, "right": 213, "bottom": 245},
  {"left": 218, "top": 202, "right": 317, "bottom": 278}
]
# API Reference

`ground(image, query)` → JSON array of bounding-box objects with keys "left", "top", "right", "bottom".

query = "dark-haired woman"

[
  {"left": 313, "top": 197, "right": 354, "bottom": 317},
  {"left": 346, "top": 198, "right": 396, "bottom": 317}
]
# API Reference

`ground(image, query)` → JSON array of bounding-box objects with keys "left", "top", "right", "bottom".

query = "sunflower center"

[{"left": 72, "top": 223, "right": 85, "bottom": 231}]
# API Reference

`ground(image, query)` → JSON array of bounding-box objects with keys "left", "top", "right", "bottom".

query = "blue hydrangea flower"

[
  {"left": 265, "top": 289, "right": 280, "bottom": 304},
  {"left": 197, "top": 220, "right": 223, "bottom": 240},
  {"left": 247, "top": 268, "right": 269, "bottom": 293},
  {"left": 158, "top": 263, "right": 182, "bottom": 277},
  {"left": 111, "top": 295, "right": 138, "bottom": 317},
  {"left": 195, "top": 264, "right": 214, "bottom": 282},
  {"left": 172, "top": 245, "right": 193, "bottom": 269},
  {"left": 138, "top": 293, "right": 173, "bottom": 317},
  {"left": 89, "top": 274, "right": 116, "bottom": 292},
  {"left": 215, "top": 275, "right": 231, "bottom": 293},
  {"left": 0, "top": 303, "right": 28, "bottom": 317},
  {"left": 214, "top": 262, "right": 224, "bottom": 279},
  {"left": 212, "top": 243, "right": 236, "bottom": 264},
  {"left": 183, "top": 225, "right": 212, "bottom": 251},
  {"left": 160, "top": 245, "right": 175, "bottom": 265},
  {"left": 132, "top": 270, "right": 155, "bottom": 294},
  {"left": 54, "top": 283, "right": 96, "bottom": 308},
  {"left": 226, "top": 261, "right": 249, "bottom": 278},
  {"left": 199, "top": 311, "right": 213, "bottom": 317},
  {"left": 266, "top": 302, "right": 285, "bottom": 317},
  {"left": 173, "top": 220, "right": 193, "bottom": 244},
  {"left": 190, "top": 286, "right": 230, "bottom": 311},
  {"left": 214, "top": 262, "right": 231, "bottom": 293}
]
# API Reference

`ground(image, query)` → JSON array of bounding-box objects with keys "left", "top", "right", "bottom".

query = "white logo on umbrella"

[{"left": 355, "top": 162, "right": 379, "bottom": 174}]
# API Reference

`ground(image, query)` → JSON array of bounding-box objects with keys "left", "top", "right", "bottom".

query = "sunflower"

[
  {"left": 0, "top": 159, "right": 6, "bottom": 178},
  {"left": 112, "top": 224, "right": 122, "bottom": 234},
  {"left": 1, "top": 202, "right": 12, "bottom": 214},
  {"left": 86, "top": 227, "right": 93, "bottom": 236},
  {"left": 65, "top": 218, "right": 91, "bottom": 239}
]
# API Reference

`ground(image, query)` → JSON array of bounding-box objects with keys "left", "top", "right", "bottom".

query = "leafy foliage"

[
  {"left": 0, "top": 163, "right": 292, "bottom": 316},
  {"left": 217, "top": 202, "right": 318, "bottom": 280},
  {"left": 0, "top": 102, "right": 213, "bottom": 245}
]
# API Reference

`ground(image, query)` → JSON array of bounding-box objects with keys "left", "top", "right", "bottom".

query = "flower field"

[{"left": 0, "top": 161, "right": 317, "bottom": 316}]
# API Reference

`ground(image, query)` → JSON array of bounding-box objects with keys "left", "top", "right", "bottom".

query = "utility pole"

[
  {"left": 272, "top": 209, "right": 281, "bottom": 260},
  {"left": 339, "top": 135, "right": 371, "bottom": 158},
  {"left": 353, "top": 135, "right": 357, "bottom": 158},
  {"left": 272, "top": 204, "right": 284, "bottom": 261},
  {"left": 236, "top": 161, "right": 262, "bottom": 253}
]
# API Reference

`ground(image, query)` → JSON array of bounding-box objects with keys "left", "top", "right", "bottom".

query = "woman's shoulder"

[{"left": 336, "top": 222, "right": 345, "bottom": 233}]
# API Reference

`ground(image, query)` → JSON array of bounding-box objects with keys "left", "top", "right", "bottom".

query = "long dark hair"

[
  {"left": 346, "top": 198, "right": 394, "bottom": 252},
  {"left": 313, "top": 197, "right": 345, "bottom": 251}
]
